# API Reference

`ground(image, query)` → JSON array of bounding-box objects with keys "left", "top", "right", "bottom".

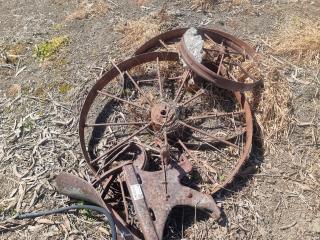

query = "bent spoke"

[
  {"left": 178, "top": 139, "right": 217, "bottom": 173},
  {"left": 125, "top": 71, "right": 153, "bottom": 105},
  {"left": 156, "top": 57, "right": 163, "bottom": 98},
  {"left": 178, "top": 120, "right": 239, "bottom": 149},
  {"left": 98, "top": 90, "right": 148, "bottom": 111},
  {"left": 91, "top": 122, "right": 151, "bottom": 164},
  {"left": 85, "top": 121, "right": 148, "bottom": 127},
  {"left": 180, "top": 89, "right": 205, "bottom": 106},
  {"left": 185, "top": 110, "right": 245, "bottom": 121},
  {"left": 173, "top": 70, "right": 190, "bottom": 103}
]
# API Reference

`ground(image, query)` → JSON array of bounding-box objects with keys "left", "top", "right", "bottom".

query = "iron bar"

[
  {"left": 173, "top": 70, "right": 190, "bottom": 103},
  {"left": 217, "top": 42, "right": 225, "bottom": 75},
  {"left": 180, "top": 89, "right": 205, "bottom": 106},
  {"left": 203, "top": 47, "right": 243, "bottom": 56},
  {"left": 125, "top": 71, "right": 153, "bottom": 105},
  {"left": 156, "top": 57, "right": 163, "bottom": 98},
  {"left": 185, "top": 110, "right": 245, "bottom": 121},
  {"left": 98, "top": 90, "right": 148, "bottom": 111},
  {"left": 178, "top": 120, "right": 239, "bottom": 148},
  {"left": 91, "top": 122, "right": 151, "bottom": 164},
  {"left": 85, "top": 121, "right": 148, "bottom": 127},
  {"left": 118, "top": 175, "right": 129, "bottom": 223}
]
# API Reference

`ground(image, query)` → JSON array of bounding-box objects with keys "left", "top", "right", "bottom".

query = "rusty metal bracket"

[{"left": 123, "top": 162, "right": 221, "bottom": 240}]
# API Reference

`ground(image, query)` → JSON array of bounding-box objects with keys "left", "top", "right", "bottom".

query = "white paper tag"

[{"left": 130, "top": 184, "right": 144, "bottom": 201}]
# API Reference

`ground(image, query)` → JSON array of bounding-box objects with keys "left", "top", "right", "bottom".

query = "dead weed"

[
  {"left": 65, "top": 0, "right": 109, "bottom": 21},
  {"left": 191, "top": 0, "right": 214, "bottom": 10},
  {"left": 251, "top": 16, "right": 319, "bottom": 147},
  {"left": 271, "top": 16, "right": 320, "bottom": 68},
  {"left": 250, "top": 57, "right": 293, "bottom": 147},
  {"left": 191, "top": 0, "right": 251, "bottom": 10},
  {"left": 115, "top": 16, "right": 161, "bottom": 54}
]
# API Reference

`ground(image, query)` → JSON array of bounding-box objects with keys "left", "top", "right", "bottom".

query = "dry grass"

[
  {"left": 6, "top": 84, "right": 21, "bottom": 98},
  {"left": 191, "top": 0, "right": 214, "bottom": 10},
  {"left": 114, "top": 5, "right": 173, "bottom": 54},
  {"left": 231, "top": 0, "right": 250, "bottom": 4},
  {"left": 191, "top": 0, "right": 251, "bottom": 10},
  {"left": 250, "top": 56, "right": 293, "bottom": 146},
  {"left": 250, "top": 16, "right": 319, "bottom": 147},
  {"left": 114, "top": 9, "right": 170, "bottom": 53},
  {"left": 132, "top": 0, "right": 150, "bottom": 5},
  {"left": 65, "top": 0, "right": 109, "bottom": 21},
  {"left": 271, "top": 17, "right": 320, "bottom": 68}
]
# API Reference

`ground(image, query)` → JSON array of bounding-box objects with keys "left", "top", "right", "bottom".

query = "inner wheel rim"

[{"left": 134, "top": 27, "right": 262, "bottom": 92}]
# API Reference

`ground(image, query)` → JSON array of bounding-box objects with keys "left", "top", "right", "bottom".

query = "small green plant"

[
  {"left": 58, "top": 82, "right": 72, "bottom": 94},
  {"left": 0, "top": 207, "right": 17, "bottom": 216},
  {"left": 22, "top": 118, "right": 34, "bottom": 133},
  {"left": 9, "top": 209, "right": 17, "bottom": 216},
  {"left": 34, "top": 36, "right": 69, "bottom": 60},
  {"left": 219, "top": 175, "right": 225, "bottom": 181},
  {"left": 77, "top": 201, "right": 95, "bottom": 220},
  {"left": 14, "top": 116, "right": 35, "bottom": 137},
  {"left": 52, "top": 23, "right": 64, "bottom": 31}
]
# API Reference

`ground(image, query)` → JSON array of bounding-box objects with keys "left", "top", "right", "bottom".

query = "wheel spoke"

[
  {"left": 118, "top": 175, "right": 129, "bottom": 223},
  {"left": 185, "top": 110, "right": 245, "bottom": 121},
  {"left": 91, "top": 122, "right": 151, "bottom": 164},
  {"left": 186, "top": 127, "right": 246, "bottom": 144},
  {"left": 136, "top": 76, "right": 181, "bottom": 84},
  {"left": 180, "top": 89, "right": 205, "bottom": 106},
  {"left": 156, "top": 57, "right": 163, "bottom": 98},
  {"left": 98, "top": 90, "right": 148, "bottom": 111},
  {"left": 111, "top": 60, "right": 125, "bottom": 80},
  {"left": 204, "top": 33, "right": 245, "bottom": 57},
  {"left": 97, "top": 143, "right": 132, "bottom": 174},
  {"left": 217, "top": 42, "right": 225, "bottom": 75},
  {"left": 137, "top": 78, "right": 158, "bottom": 83},
  {"left": 85, "top": 121, "right": 148, "bottom": 127},
  {"left": 173, "top": 70, "right": 190, "bottom": 103},
  {"left": 203, "top": 47, "right": 243, "bottom": 56},
  {"left": 161, "top": 128, "right": 169, "bottom": 198},
  {"left": 178, "top": 139, "right": 217, "bottom": 173},
  {"left": 93, "top": 162, "right": 131, "bottom": 186},
  {"left": 125, "top": 71, "right": 153, "bottom": 105},
  {"left": 198, "top": 140, "right": 233, "bottom": 160},
  {"left": 159, "top": 39, "right": 170, "bottom": 51},
  {"left": 224, "top": 61, "right": 258, "bottom": 82},
  {"left": 178, "top": 120, "right": 239, "bottom": 149}
]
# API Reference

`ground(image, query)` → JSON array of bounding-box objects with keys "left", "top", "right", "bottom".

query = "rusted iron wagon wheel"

[
  {"left": 79, "top": 51, "right": 253, "bottom": 239},
  {"left": 135, "top": 27, "right": 262, "bottom": 92}
]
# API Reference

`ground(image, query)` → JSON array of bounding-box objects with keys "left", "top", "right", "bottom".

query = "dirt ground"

[{"left": 0, "top": 0, "right": 319, "bottom": 239}]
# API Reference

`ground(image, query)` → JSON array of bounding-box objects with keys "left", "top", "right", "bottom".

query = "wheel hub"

[{"left": 150, "top": 102, "right": 179, "bottom": 131}]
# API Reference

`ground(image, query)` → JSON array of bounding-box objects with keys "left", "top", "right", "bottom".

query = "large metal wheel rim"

[{"left": 79, "top": 51, "right": 253, "bottom": 194}]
